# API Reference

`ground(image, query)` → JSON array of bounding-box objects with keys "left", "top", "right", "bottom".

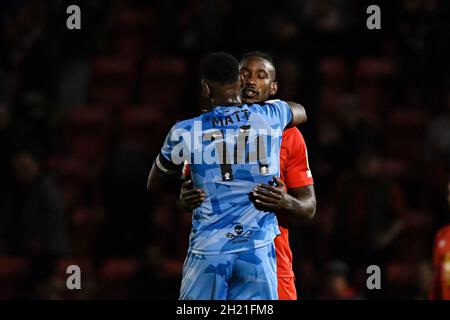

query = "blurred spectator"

[
  {"left": 430, "top": 178, "right": 450, "bottom": 300},
  {"left": 130, "top": 245, "right": 172, "bottom": 299},
  {"left": 0, "top": 151, "right": 68, "bottom": 256},
  {"left": 317, "top": 92, "right": 383, "bottom": 172},
  {"left": 0, "top": 151, "right": 69, "bottom": 297},
  {"left": 303, "top": 0, "right": 355, "bottom": 32},
  {"left": 57, "top": 0, "right": 113, "bottom": 109},
  {"left": 320, "top": 260, "right": 363, "bottom": 299},
  {"left": 327, "top": 149, "right": 409, "bottom": 266},
  {"left": 416, "top": 260, "right": 433, "bottom": 299},
  {"left": 102, "top": 148, "right": 155, "bottom": 256},
  {"left": 0, "top": 104, "right": 13, "bottom": 196},
  {"left": 427, "top": 90, "right": 450, "bottom": 163}
]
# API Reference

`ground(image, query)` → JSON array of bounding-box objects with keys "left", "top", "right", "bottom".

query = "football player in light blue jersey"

[{"left": 147, "top": 52, "right": 305, "bottom": 300}]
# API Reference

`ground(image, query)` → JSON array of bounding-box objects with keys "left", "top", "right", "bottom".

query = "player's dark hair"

[
  {"left": 241, "top": 51, "right": 275, "bottom": 67},
  {"left": 200, "top": 52, "right": 240, "bottom": 84},
  {"left": 240, "top": 51, "right": 276, "bottom": 79}
]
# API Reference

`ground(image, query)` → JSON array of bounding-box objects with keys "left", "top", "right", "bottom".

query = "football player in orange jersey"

[{"left": 430, "top": 177, "right": 450, "bottom": 300}]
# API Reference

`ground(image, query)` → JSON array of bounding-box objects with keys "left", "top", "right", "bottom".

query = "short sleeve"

[
  {"left": 157, "top": 123, "right": 186, "bottom": 175},
  {"left": 160, "top": 124, "right": 177, "bottom": 162},
  {"left": 262, "top": 99, "right": 293, "bottom": 130},
  {"left": 283, "top": 128, "right": 314, "bottom": 188}
]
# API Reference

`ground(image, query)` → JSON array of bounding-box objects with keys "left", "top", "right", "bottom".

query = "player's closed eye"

[{"left": 241, "top": 73, "right": 250, "bottom": 79}]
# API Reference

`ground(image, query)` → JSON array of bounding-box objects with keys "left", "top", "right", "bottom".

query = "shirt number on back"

[{"left": 203, "top": 125, "right": 268, "bottom": 181}]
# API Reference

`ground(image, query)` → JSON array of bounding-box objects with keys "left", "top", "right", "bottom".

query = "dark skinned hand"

[
  {"left": 178, "top": 180, "right": 205, "bottom": 211},
  {"left": 251, "top": 176, "right": 292, "bottom": 212}
]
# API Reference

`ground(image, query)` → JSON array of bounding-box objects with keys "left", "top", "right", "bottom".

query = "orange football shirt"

[
  {"left": 276, "top": 127, "right": 314, "bottom": 277},
  {"left": 430, "top": 225, "right": 450, "bottom": 300}
]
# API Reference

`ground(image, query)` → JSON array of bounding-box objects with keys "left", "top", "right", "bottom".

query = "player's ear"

[
  {"left": 201, "top": 80, "right": 211, "bottom": 99},
  {"left": 239, "top": 74, "right": 244, "bottom": 87},
  {"left": 270, "top": 81, "right": 278, "bottom": 96}
]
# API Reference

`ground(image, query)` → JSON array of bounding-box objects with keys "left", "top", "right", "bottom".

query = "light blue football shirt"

[{"left": 159, "top": 99, "right": 292, "bottom": 254}]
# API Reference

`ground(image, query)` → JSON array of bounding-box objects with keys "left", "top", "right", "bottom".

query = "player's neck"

[
  {"left": 209, "top": 82, "right": 242, "bottom": 107},
  {"left": 212, "top": 94, "right": 241, "bottom": 107}
]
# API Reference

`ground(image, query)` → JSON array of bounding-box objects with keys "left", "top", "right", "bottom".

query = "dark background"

[{"left": 0, "top": 0, "right": 449, "bottom": 299}]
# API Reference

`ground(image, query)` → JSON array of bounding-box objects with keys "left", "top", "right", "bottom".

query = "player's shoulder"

[
  {"left": 249, "top": 100, "right": 290, "bottom": 118},
  {"left": 283, "top": 127, "right": 302, "bottom": 138},
  {"left": 436, "top": 224, "right": 450, "bottom": 240},
  {"left": 208, "top": 104, "right": 250, "bottom": 115},
  {"left": 248, "top": 99, "right": 286, "bottom": 109},
  {"left": 172, "top": 114, "right": 203, "bottom": 130},
  {"left": 265, "top": 99, "right": 287, "bottom": 107},
  {"left": 282, "top": 127, "right": 305, "bottom": 148}
]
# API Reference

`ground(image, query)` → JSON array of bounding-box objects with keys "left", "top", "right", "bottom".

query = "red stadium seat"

[
  {"left": 68, "top": 206, "right": 106, "bottom": 257},
  {"left": 109, "top": 8, "right": 156, "bottom": 58},
  {"left": 65, "top": 107, "right": 112, "bottom": 133},
  {"left": 48, "top": 155, "right": 98, "bottom": 209},
  {"left": 141, "top": 56, "right": 188, "bottom": 107},
  {"left": 318, "top": 87, "right": 343, "bottom": 118},
  {"left": 110, "top": 8, "right": 156, "bottom": 36},
  {"left": 386, "top": 261, "right": 417, "bottom": 288},
  {"left": 354, "top": 59, "right": 397, "bottom": 117},
  {"left": 89, "top": 85, "right": 134, "bottom": 107},
  {"left": 111, "top": 7, "right": 157, "bottom": 58},
  {"left": 71, "top": 206, "right": 106, "bottom": 229},
  {"left": 355, "top": 58, "right": 397, "bottom": 80},
  {"left": 92, "top": 57, "right": 136, "bottom": 83},
  {"left": 119, "top": 107, "right": 166, "bottom": 152},
  {"left": 143, "top": 56, "right": 188, "bottom": 82},
  {"left": 0, "top": 257, "right": 29, "bottom": 299},
  {"left": 98, "top": 259, "right": 139, "bottom": 299},
  {"left": 89, "top": 57, "right": 137, "bottom": 106},
  {"left": 49, "top": 155, "right": 94, "bottom": 185},
  {"left": 64, "top": 107, "right": 112, "bottom": 162},
  {"left": 164, "top": 258, "right": 184, "bottom": 277},
  {"left": 100, "top": 259, "right": 138, "bottom": 279},
  {"left": 386, "top": 109, "right": 429, "bottom": 161},
  {"left": 391, "top": 210, "right": 434, "bottom": 261},
  {"left": 141, "top": 86, "right": 185, "bottom": 107},
  {"left": 319, "top": 58, "right": 347, "bottom": 89},
  {"left": 356, "top": 85, "right": 390, "bottom": 124},
  {"left": 113, "top": 35, "right": 148, "bottom": 59}
]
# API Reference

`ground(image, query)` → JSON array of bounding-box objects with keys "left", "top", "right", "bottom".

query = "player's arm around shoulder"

[
  {"left": 286, "top": 101, "right": 307, "bottom": 126},
  {"left": 283, "top": 127, "right": 316, "bottom": 219},
  {"left": 264, "top": 99, "right": 307, "bottom": 127},
  {"left": 251, "top": 177, "right": 316, "bottom": 220},
  {"left": 285, "top": 184, "right": 316, "bottom": 220}
]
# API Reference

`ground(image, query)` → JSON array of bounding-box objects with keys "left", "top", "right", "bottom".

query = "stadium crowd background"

[{"left": 0, "top": 0, "right": 449, "bottom": 299}]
